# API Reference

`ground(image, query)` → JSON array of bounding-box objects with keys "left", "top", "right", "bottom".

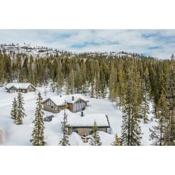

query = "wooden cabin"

[
  {"left": 42, "top": 96, "right": 66, "bottom": 113},
  {"left": 66, "top": 114, "right": 111, "bottom": 142},
  {"left": 66, "top": 95, "right": 89, "bottom": 113},
  {"left": 5, "top": 83, "right": 36, "bottom": 93},
  {"left": 42, "top": 94, "right": 89, "bottom": 113}
]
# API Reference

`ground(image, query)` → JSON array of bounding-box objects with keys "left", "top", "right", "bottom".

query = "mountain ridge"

[{"left": 0, "top": 43, "right": 154, "bottom": 59}]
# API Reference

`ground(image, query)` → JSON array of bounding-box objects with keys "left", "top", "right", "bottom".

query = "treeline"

[{"left": 1, "top": 51, "right": 175, "bottom": 145}]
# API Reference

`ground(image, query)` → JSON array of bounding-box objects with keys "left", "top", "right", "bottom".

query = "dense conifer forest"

[{"left": 1, "top": 49, "right": 175, "bottom": 145}]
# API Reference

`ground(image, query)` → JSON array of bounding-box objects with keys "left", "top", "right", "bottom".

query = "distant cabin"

[
  {"left": 42, "top": 94, "right": 89, "bottom": 113},
  {"left": 66, "top": 114, "right": 111, "bottom": 141},
  {"left": 5, "top": 83, "right": 36, "bottom": 93}
]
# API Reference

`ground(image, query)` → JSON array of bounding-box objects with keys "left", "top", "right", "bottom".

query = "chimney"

[
  {"left": 81, "top": 111, "right": 84, "bottom": 117},
  {"left": 72, "top": 96, "right": 74, "bottom": 101}
]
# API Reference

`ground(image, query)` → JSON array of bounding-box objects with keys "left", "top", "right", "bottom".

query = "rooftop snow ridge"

[
  {"left": 5, "top": 82, "right": 33, "bottom": 89},
  {"left": 44, "top": 94, "right": 89, "bottom": 106},
  {"left": 67, "top": 113, "right": 110, "bottom": 127},
  {"left": 46, "top": 96, "right": 66, "bottom": 106}
]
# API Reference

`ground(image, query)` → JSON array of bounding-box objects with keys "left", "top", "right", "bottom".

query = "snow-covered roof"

[
  {"left": 47, "top": 96, "right": 66, "bottom": 106},
  {"left": 67, "top": 114, "right": 110, "bottom": 127},
  {"left": 65, "top": 94, "right": 89, "bottom": 104},
  {"left": 44, "top": 94, "right": 89, "bottom": 106},
  {"left": 5, "top": 83, "right": 34, "bottom": 89}
]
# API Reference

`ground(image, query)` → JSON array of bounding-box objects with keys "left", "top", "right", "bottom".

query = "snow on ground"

[
  {"left": 69, "top": 132, "right": 85, "bottom": 146},
  {"left": 99, "top": 131, "right": 115, "bottom": 145},
  {"left": 0, "top": 86, "right": 155, "bottom": 145}
]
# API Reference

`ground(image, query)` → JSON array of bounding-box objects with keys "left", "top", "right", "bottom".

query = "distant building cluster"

[{"left": 3, "top": 82, "right": 111, "bottom": 142}]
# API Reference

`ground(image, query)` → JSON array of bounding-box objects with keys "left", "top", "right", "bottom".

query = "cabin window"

[
  {"left": 47, "top": 101, "right": 50, "bottom": 105},
  {"left": 80, "top": 103, "right": 82, "bottom": 109},
  {"left": 73, "top": 105, "right": 76, "bottom": 112},
  {"left": 75, "top": 104, "right": 78, "bottom": 112},
  {"left": 72, "top": 128, "right": 78, "bottom": 133},
  {"left": 75, "top": 101, "right": 81, "bottom": 112},
  {"left": 89, "top": 130, "right": 93, "bottom": 135},
  {"left": 10, "top": 89, "right": 15, "bottom": 93},
  {"left": 77, "top": 103, "right": 80, "bottom": 111}
]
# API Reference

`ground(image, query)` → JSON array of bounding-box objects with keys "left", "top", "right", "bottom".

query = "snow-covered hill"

[
  {"left": 0, "top": 43, "right": 60, "bottom": 58},
  {"left": 0, "top": 86, "right": 155, "bottom": 146},
  {"left": 0, "top": 43, "right": 150, "bottom": 59}
]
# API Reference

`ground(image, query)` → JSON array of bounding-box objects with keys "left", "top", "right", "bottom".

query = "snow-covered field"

[{"left": 0, "top": 86, "right": 154, "bottom": 145}]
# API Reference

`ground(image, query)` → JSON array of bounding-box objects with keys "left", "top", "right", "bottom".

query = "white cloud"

[{"left": 0, "top": 29, "right": 175, "bottom": 59}]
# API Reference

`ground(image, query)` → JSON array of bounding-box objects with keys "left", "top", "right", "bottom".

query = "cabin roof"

[
  {"left": 46, "top": 96, "right": 66, "bottom": 106},
  {"left": 43, "top": 94, "right": 89, "bottom": 106},
  {"left": 65, "top": 94, "right": 89, "bottom": 104},
  {"left": 5, "top": 83, "right": 34, "bottom": 90},
  {"left": 67, "top": 114, "right": 110, "bottom": 127}
]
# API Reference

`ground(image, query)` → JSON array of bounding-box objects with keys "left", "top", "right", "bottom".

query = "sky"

[{"left": 0, "top": 29, "right": 175, "bottom": 59}]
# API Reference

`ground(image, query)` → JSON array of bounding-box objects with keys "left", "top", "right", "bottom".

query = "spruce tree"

[
  {"left": 149, "top": 115, "right": 166, "bottom": 146},
  {"left": 112, "top": 134, "right": 121, "bottom": 146},
  {"left": 109, "top": 63, "right": 118, "bottom": 101},
  {"left": 59, "top": 110, "right": 70, "bottom": 146},
  {"left": 166, "top": 67, "right": 175, "bottom": 145},
  {"left": 31, "top": 93, "right": 45, "bottom": 146},
  {"left": 94, "top": 63, "right": 101, "bottom": 98},
  {"left": 150, "top": 68, "right": 170, "bottom": 145},
  {"left": 90, "top": 121, "right": 102, "bottom": 146},
  {"left": 11, "top": 97, "right": 18, "bottom": 120},
  {"left": 67, "top": 69, "right": 75, "bottom": 94},
  {"left": 150, "top": 86, "right": 169, "bottom": 145},
  {"left": 121, "top": 69, "right": 142, "bottom": 146},
  {"left": 15, "top": 92, "right": 25, "bottom": 125},
  {"left": 141, "top": 88, "right": 150, "bottom": 123}
]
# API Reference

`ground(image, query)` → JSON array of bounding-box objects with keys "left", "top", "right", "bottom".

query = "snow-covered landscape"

[
  {"left": 0, "top": 30, "right": 175, "bottom": 146},
  {"left": 1, "top": 4, "right": 175, "bottom": 175},
  {"left": 0, "top": 85, "right": 155, "bottom": 146}
]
